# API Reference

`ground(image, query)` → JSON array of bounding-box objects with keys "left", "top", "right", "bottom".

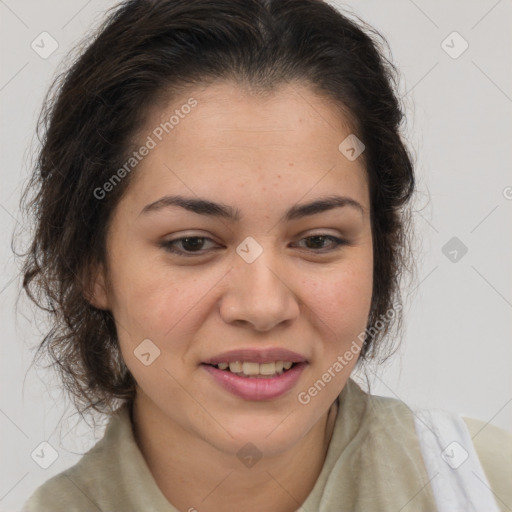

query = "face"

[{"left": 92, "top": 81, "right": 373, "bottom": 457}]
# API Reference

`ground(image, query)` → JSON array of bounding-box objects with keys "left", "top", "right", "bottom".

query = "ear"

[{"left": 83, "top": 262, "right": 110, "bottom": 310}]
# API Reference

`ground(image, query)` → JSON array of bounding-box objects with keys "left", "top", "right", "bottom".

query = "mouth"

[
  {"left": 202, "top": 360, "right": 298, "bottom": 378},
  {"left": 200, "top": 348, "right": 308, "bottom": 400}
]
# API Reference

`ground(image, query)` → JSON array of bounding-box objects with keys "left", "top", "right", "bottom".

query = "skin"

[{"left": 90, "top": 81, "right": 373, "bottom": 512}]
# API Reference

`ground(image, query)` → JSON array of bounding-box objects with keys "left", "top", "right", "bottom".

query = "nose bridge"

[
  {"left": 220, "top": 238, "right": 299, "bottom": 330},
  {"left": 240, "top": 253, "right": 284, "bottom": 298}
]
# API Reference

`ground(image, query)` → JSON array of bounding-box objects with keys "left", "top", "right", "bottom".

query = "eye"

[
  {"left": 160, "top": 234, "right": 348, "bottom": 257},
  {"left": 160, "top": 236, "right": 219, "bottom": 256},
  {"left": 294, "top": 234, "right": 348, "bottom": 252}
]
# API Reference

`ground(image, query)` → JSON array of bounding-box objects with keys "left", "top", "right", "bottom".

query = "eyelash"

[{"left": 159, "top": 234, "right": 348, "bottom": 257}]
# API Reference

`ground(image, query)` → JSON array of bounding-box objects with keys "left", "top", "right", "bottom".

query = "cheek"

[
  {"left": 304, "top": 258, "right": 373, "bottom": 343},
  {"left": 109, "top": 257, "right": 217, "bottom": 342},
  {"left": 111, "top": 268, "right": 210, "bottom": 380}
]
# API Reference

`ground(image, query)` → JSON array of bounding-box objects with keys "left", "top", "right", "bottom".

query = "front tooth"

[
  {"left": 242, "top": 362, "right": 260, "bottom": 376},
  {"left": 283, "top": 361, "right": 293, "bottom": 370},
  {"left": 217, "top": 362, "right": 229, "bottom": 370},
  {"left": 229, "top": 361, "right": 242, "bottom": 373},
  {"left": 260, "top": 362, "right": 277, "bottom": 375},
  {"left": 274, "top": 361, "right": 284, "bottom": 373}
]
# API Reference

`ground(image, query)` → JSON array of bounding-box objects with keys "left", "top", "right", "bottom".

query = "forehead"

[{"left": 121, "top": 80, "right": 369, "bottom": 214}]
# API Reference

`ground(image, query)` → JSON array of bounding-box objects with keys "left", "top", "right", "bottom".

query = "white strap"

[{"left": 413, "top": 408, "right": 500, "bottom": 512}]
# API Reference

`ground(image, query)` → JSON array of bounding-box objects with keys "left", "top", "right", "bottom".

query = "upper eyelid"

[
  {"left": 165, "top": 231, "right": 344, "bottom": 244},
  {"left": 162, "top": 233, "right": 347, "bottom": 254}
]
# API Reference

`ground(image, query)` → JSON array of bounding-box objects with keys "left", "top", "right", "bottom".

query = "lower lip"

[{"left": 201, "top": 363, "right": 307, "bottom": 401}]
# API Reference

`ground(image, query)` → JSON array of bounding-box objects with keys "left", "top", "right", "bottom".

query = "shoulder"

[
  {"left": 22, "top": 409, "right": 125, "bottom": 511},
  {"left": 21, "top": 466, "right": 102, "bottom": 511},
  {"left": 462, "top": 416, "right": 512, "bottom": 512},
  {"left": 341, "top": 380, "right": 511, "bottom": 510}
]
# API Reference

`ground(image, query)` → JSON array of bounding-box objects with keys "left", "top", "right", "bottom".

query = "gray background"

[{"left": 1, "top": 0, "right": 511, "bottom": 510}]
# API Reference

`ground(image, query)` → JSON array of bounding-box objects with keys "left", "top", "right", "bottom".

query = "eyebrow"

[{"left": 139, "top": 194, "right": 365, "bottom": 222}]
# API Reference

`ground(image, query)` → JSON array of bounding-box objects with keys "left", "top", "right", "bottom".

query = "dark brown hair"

[{"left": 17, "top": 0, "right": 416, "bottom": 418}]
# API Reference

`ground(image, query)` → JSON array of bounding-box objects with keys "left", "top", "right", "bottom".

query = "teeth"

[
  {"left": 243, "top": 362, "right": 260, "bottom": 375},
  {"left": 259, "top": 362, "right": 276, "bottom": 375},
  {"left": 215, "top": 360, "right": 295, "bottom": 376},
  {"left": 229, "top": 361, "right": 243, "bottom": 373}
]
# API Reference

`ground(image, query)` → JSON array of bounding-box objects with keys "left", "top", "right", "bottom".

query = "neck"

[{"left": 131, "top": 397, "right": 339, "bottom": 512}]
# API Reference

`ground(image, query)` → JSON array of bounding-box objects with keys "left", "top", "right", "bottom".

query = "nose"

[{"left": 219, "top": 250, "right": 300, "bottom": 332}]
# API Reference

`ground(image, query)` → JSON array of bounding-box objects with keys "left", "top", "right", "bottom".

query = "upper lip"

[{"left": 202, "top": 348, "right": 308, "bottom": 365}]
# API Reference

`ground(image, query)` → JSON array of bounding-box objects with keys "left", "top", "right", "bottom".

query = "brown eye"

[
  {"left": 296, "top": 235, "right": 347, "bottom": 252},
  {"left": 160, "top": 236, "right": 218, "bottom": 256},
  {"left": 160, "top": 234, "right": 348, "bottom": 258}
]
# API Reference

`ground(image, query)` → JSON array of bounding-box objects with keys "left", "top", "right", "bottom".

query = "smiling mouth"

[{"left": 203, "top": 360, "right": 297, "bottom": 378}]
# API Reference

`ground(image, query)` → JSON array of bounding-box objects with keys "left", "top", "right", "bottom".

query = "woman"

[{"left": 19, "top": 0, "right": 511, "bottom": 511}]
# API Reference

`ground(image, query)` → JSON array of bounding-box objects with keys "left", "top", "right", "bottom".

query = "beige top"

[{"left": 22, "top": 378, "right": 512, "bottom": 511}]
